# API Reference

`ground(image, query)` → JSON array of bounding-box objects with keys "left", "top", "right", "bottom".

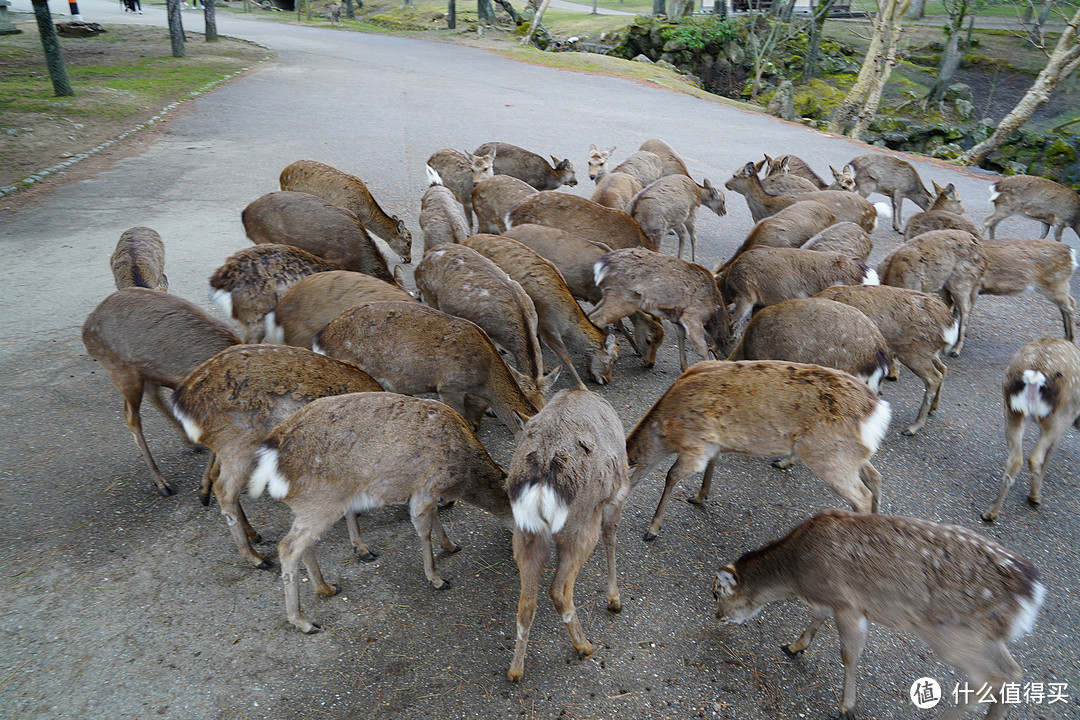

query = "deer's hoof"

[
  {"left": 434, "top": 578, "right": 453, "bottom": 591},
  {"left": 980, "top": 511, "right": 997, "bottom": 523},
  {"left": 357, "top": 550, "right": 378, "bottom": 562},
  {"left": 686, "top": 495, "right": 704, "bottom": 506},
  {"left": 256, "top": 558, "right": 273, "bottom": 570},
  {"left": 608, "top": 599, "right": 622, "bottom": 614},
  {"left": 643, "top": 531, "right": 657, "bottom": 542},
  {"left": 302, "top": 621, "right": 322, "bottom": 635},
  {"left": 780, "top": 643, "right": 804, "bottom": 658},
  {"left": 1027, "top": 495, "right": 1041, "bottom": 507},
  {"left": 156, "top": 483, "right": 176, "bottom": 497}
]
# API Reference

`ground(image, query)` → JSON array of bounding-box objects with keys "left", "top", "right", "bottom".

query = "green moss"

[{"left": 792, "top": 78, "right": 847, "bottom": 119}]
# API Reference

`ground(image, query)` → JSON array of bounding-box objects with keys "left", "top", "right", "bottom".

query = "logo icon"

[{"left": 910, "top": 677, "right": 942, "bottom": 709}]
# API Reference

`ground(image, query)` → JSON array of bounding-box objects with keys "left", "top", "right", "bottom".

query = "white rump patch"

[
  {"left": 171, "top": 402, "right": 203, "bottom": 444},
  {"left": 426, "top": 164, "right": 443, "bottom": 187},
  {"left": 862, "top": 364, "right": 885, "bottom": 394},
  {"left": 862, "top": 268, "right": 880, "bottom": 286},
  {"left": 1010, "top": 370, "right": 1052, "bottom": 418},
  {"left": 1070, "top": 248, "right": 1077, "bottom": 271},
  {"left": 859, "top": 399, "right": 892, "bottom": 454},
  {"left": 263, "top": 311, "right": 284, "bottom": 345},
  {"left": 511, "top": 484, "right": 570, "bottom": 535},
  {"left": 504, "top": 210, "right": 515, "bottom": 229},
  {"left": 943, "top": 318, "right": 960, "bottom": 351},
  {"left": 208, "top": 287, "right": 234, "bottom": 318},
  {"left": 989, "top": 184, "right": 1000, "bottom": 203},
  {"left": 594, "top": 258, "right": 610, "bottom": 286},
  {"left": 1010, "top": 581, "right": 1046, "bottom": 640},
  {"left": 249, "top": 447, "right": 290, "bottom": 499},
  {"left": 873, "top": 201, "right": 892, "bottom": 218},
  {"left": 311, "top": 341, "right": 325, "bottom": 356},
  {"left": 715, "top": 568, "right": 738, "bottom": 596}
]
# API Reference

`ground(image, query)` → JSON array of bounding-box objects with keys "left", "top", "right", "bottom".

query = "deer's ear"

[{"left": 713, "top": 566, "right": 739, "bottom": 596}]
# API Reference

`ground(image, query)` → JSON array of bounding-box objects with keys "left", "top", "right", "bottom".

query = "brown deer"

[
  {"left": 979, "top": 239, "right": 1077, "bottom": 342},
  {"left": 475, "top": 141, "right": 577, "bottom": 190},
  {"left": 847, "top": 152, "right": 934, "bottom": 231},
  {"left": 762, "top": 153, "right": 828, "bottom": 189},
  {"left": 982, "top": 174, "right": 1080, "bottom": 242},
  {"left": 249, "top": 392, "right": 512, "bottom": 633},
  {"left": 815, "top": 285, "right": 958, "bottom": 435},
  {"left": 208, "top": 243, "right": 343, "bottom": 343},
  {"left": 463, "top": 233, "right": 618, "bottom": 388},
  {"left": 81, "top": 288, "right": 239, "bottom": 495},
  {"left": 507, "top": 191, "right": 657, "bottom": 251},
  {"left": 727, "top": 297, "right": 892, "bottom": 392},
  {"left": 627, "top": 174, "right": 726, "bottom": 261},
  {"left": 414, "top": 243, "right": 553, "bottom": 396},
  {"left": 725, "top": 161, "right": 877, "bottom": 229},
  {"left": 241, "top": 191, "right": 398, "bottom": 285},
  {"left": 877, "top": 229, "right": 987, "bottom": 357},
  {"left": 716, "top": 199, "right": 836, "bottom": 273},
  {"left": 265, "top": 270, "right": 415, "bottom": 349},
  {"left": 713, "top": 509, "right": 1045, "bottom": 720},
  {"left": 279, "top": 159, "right": 413, "bottom": 263},
  {"left": 904, "top": 181, "right": 982, "bottom": 240},
  {"left": 425, "top": 147, "right": 495, "bottom": 231},
  {"left": 982, "top": 338, "right": 1080, "bottom": 522},
  {"left": 110, "top": 226, "right": 168, "bottom": 291},
  {"left": 500, "top": 224, "right": 666, "bottom": 365},
  {"left": 170, "top": 344, "right": 382, "bottom": 568},
  {"left": 587, "top": 146, "right": 664, "bottom": 186},
  {"left": 627, "top": 361, "right": 890, "bottom": 540},
  {"left": 589, "top": 246, "right": 735, "bottom": 372},
  {"left": 313, "top": 300, "right": 543, "bottom": 434},
  {"left": 717, "top": 246, "right": 878, "bottom": 326},
  {"left": 506, "top": 389, "right": 630, "bottom": 681},
  {"left": 800, "top": 221, "right": 873, "bottom": 261},
  {"left": 420, "top": 168, "right": 470, "bottom": 251},
  {"left": 590, "top": 171, "right": 643, "bottom": 210},
  {"left": 639, "top": 138, "right": 690, "bottom": 177},
  {"left": 471, "top": 174, "right": 538, "bottom": 234}
]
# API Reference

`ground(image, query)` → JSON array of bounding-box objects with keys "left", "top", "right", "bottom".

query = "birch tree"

[
  {"left": 960, "top": 5, "right": 1080, "bottom": 165},
  {"left": 924, "top": 0, "right": 984, "bottom": 103},
  {"left": 826, "top": 0, "right": 912, "bottom": 139}
]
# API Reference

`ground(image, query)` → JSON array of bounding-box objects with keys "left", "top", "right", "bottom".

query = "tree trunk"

[
  {"left": 31, "top": 0, "right": 73, "bottom": 96},
  {"left": 960, "top": 6, "right": 1080, "bottom": 165},
  {"left": 925, "top": 16, "right": 962, "bottom": 102},
  {"left": 167, "top": 0, "right": 186, "bottom": 57},
  {"left": 204, "top": 0, "right": 218, "bottom": 41},
  {"left": 905, "top": 0, "right": 923, "bottom": 19},
  {"left": 652, "top": 0, "right": 664, "bottom": 16},
  {"left": 344, "top": 0, "right": 356, "bottom": 20},
  {"left": 449, "top": 0, "right": 456, "bottom": 27},
  {"left": 523, "top": 0, "right": 551, "bottom": 46},
  {"left": 826, "top": 0, "right": 910, "bottom": 137},
  {"left": 803, "top": 0, "right": 836, "bottom": 80},
  {"left": 478, "top": 0, "right": 495, "bottom": 21},
  {"left": 494, "top": 0, "right": 524, "bottom": 23}
]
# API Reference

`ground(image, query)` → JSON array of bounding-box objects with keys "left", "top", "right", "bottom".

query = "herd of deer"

[{"left": 81, "top": 137, "right": 1080, "bottom": 718}]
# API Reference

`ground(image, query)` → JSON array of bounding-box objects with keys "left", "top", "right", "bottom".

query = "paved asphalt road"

[{"left": 1, "top": 3, "right": 1078, "bottom": 719}]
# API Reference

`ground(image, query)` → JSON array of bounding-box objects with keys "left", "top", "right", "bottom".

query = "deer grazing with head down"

[
  {"left": 313, "top": 300, "right": 544, "bottom": 434},
  {"left": 278, "top": 159, "right": 413, "bottom": 263},
  {"left": 589, "top": 246, "right": 735, "bottom": 372},
  {"left": 241, "top": 191, "right": 399, "bottom": 286},
  {"left": 249, "top": 391, "right": 512, "bottom": 633},
  {"left": 507, "top": 191, "right": 657, "bottom": 251},
  {"left": 715, "top": 199, "right": 836, "bottom": 273},
  {"left": 903, "top": 181, "right": 982, "bottom": 240},
  {"left": 506, "top": 389, "right": 630, "bottom": 681},
  {"left": 171, "top": 344, "right": 382, "bottom": 568},
  {"left": 725, "top": 161, "right": 877, "bottom": 229},
  {"left": 420, "top": 167, "right": 471, "bottom": 251},
  {"left": 982, "top": 337, "right": 1080, "bottom": 522},
  {"left": 713, "top": 509, "right": 1045, "bottom": 720},
  {"left": 471, "top": 174, "right": 539, "bottom": 234},
  {"left": 463, "top": 233, "right": 618, "bottom": 389},
  {"left": 82, "top": 288, "right": 240, "bottom": 495},
  {"left": 110, "top": 226, "right": 168, "bottom": 291},
  {"left": 626, "top": 361, "right": 890, "bottom": 540},
  {"left": 800, "top": 221, "right": 873, "bottom": 261}
]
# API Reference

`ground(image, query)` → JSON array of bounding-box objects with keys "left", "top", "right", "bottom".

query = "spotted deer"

[
  {"left": 425, "top": 147, "right": 495, "bottom": 231},
  {"left": 110, "top": 226, "right": 168, "bottom": 291},
  {"left": 714, "top": 509, "right": 1044, "bottom": 720},
  {"left": 847, "top": 152, "right": 934, "bottom": 232},
  {"left": 626, "top": 361, "right": 890, "bottom": 540},
  {"left": 475, "top": 141, "right": 577, "bottom": 190},
  {"left": 982, "top": 174, "right": 1080, "bottom": 242},
  {"left": 249, "top": 392, "right": 512, "bottom": 633}
]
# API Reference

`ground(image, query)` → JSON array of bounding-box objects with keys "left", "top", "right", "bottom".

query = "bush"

[{"left": 659, "top": 15, "right": 736, "bottom": 54}]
